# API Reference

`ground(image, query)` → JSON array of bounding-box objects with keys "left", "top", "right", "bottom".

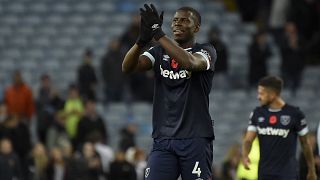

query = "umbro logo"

[
  {"left": 258, "top": 117, "right": 265, "bottom": 122},
  {"left": 163, "top": 55, "right": 169, "bottom": 61},
  {"left": 152, "top": 24, "right": 160, "bottom": 30}
]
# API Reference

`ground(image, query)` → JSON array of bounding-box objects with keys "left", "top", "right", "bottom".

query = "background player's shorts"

[
  {"left": 145, "top": 137, "right": 213, "bottom": 180},
  {"left": 259, "top": 175, "right": 297, "bottom": 180}
]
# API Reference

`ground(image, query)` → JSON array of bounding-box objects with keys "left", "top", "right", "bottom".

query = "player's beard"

[
  {"left": 264, "top": 100, "right": 272, "bottom": 106},
  {"left": 263, "top": 97, "right": 276, "bottom": 107},
  {"left": 259, "top": 98, "right": 272, "bottom": 106}
]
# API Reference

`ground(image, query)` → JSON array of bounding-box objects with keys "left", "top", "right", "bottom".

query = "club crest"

[{"left": 280, "top": 115, "right": 291, "bottom": 126}]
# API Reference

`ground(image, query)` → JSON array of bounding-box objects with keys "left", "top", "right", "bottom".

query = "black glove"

[
  {"left": 140, "top": 4, "right": 165, "bottom": 41},
  {"left": 136, "top": 18, "right": 153, "bottom": 48}
]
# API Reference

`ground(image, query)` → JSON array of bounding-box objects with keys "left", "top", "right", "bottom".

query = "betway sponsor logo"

[
  {"left": 160, "top": 65, "right": 191, "bottom": 79},
  {"left": 257, "top": 127, "right": 290, "bottom": 138}
]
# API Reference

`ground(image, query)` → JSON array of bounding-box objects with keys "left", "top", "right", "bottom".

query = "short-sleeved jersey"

[
  {"left": 141, "top": 43, "right": 217, "bottom": 139},
  {"left": 247, "top": 104, "right": 309, "bottom": 178}
]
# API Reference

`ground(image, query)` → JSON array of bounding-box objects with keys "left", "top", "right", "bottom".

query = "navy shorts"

[
  {"left": 259, "top": 175, "right": 297, "bottom": 180},
  {"left": 144, "top": 138, "right": 213, "bottom": 180}
]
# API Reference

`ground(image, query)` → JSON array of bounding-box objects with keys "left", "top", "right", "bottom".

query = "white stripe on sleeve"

[
  {"left": 141, "top": 52, "right": 155, "bottom": 67},
  {"left": 195, "top": 52, "right": 210, "bottom": 70},
  {"left": 247, "top": 125, "right": 257, "bottom": 132},
  {"left": 298, "top": 127, "right": 309, "bottom": 136}
]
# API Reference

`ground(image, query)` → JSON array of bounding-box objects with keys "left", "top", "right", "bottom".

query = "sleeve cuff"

[
  {"left": 141, "top": 52, "right": 155, "bottom": 67},
  {"left": 298, "top": 127, "right": 309, "bottom": 136},
  {"left": 195, "top": 52, "right": 210, "bottom": 70},
  {"left": 247, "top": 125, "right": 257, "bottom": 132}
]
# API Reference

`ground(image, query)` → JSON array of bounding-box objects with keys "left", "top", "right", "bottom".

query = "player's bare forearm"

[
  {"left": 300, "top": 135, "right": 317, "bottom": 180},
  {"left": 300, "top": 135, "right": 317, "bottom": 173},
  {"left": 242, "top": 139, "right": 253, "bottom": 170},
  {"left": 122, "top": 44, "right": 143, "bottom": 74},
  {"left": 158, "top": 36, "right": 206, "bottom": 71},
  {"left": 242, "top": 131, "right": 256, "bottom": 157},
  {"left": 242, "top": 140, "right": 253, "bottom": 157},
  {"left": 122, "top": 44, "right": 153, "bottom": 74}
]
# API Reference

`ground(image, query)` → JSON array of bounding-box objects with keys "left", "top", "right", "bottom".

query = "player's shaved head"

[
  {"left": 258, "top": 76, "right": 283, "bottom": 95},
  {"left": 177, "top": 6, "right": 201, "bottom": 26}
]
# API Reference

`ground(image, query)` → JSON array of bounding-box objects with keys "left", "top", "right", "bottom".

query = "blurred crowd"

[
  {"left": 0, "top": 69, "right": 146, "bottom": 180},
  {"left": 0, "top": 0, "right": 319, "bottom": 180},
  {"left": 0, "top": 14, "right": 153, "bottom": 180},
  {"left": 222, "top": 0, "right": 320, "bottom": 94}
]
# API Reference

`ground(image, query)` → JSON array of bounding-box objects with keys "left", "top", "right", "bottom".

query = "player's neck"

[
  {"left": 178, "top": 39, "right": 196, "bottom": 49},
  {"left": 269, "top": 97, "right": 285, "bottom": 109}
]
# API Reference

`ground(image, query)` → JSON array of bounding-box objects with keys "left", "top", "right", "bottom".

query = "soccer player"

[
  {"left": 242, "top": 76, "right": 317, "bottom": 180},
  {"left": 122, "top": 4, "right": 216, "bottom": 180}
]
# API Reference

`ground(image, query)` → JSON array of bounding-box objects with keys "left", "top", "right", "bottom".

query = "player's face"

[
  {"left": 257, "top": 86, "right": 276, "bottom": 106},
  {"left": 171, "top": 10, "right": 199, "bottom": 44}
]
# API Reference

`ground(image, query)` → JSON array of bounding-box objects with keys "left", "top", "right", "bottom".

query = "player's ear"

[
  {"left": 270, "top": 91, "right": 278, "bottom": 99},
  {"left": 194, "top": 25, "right": 200, "bottom": 33}
]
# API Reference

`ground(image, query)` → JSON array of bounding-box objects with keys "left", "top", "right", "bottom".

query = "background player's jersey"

[
  {"left": 247, "top": 104, "right": 309, "bottom": 178},
  {"left": 142, "top": 43, "right": 217, "bottom": 139}
]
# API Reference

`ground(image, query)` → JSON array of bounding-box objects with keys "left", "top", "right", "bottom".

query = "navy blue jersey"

[
  {"left": 247, "top": 104, "right": 309, "bottom": 178},
  {"left": 141, "top": 43, "right": 217, "bottom": 139}
]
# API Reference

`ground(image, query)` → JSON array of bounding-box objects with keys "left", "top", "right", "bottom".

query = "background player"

[
  {"left": 242, "top": 76, "right": 317, "bottom": 180},
  {"left": 122, "top": 4, "right": 217, "bottom": 180}
]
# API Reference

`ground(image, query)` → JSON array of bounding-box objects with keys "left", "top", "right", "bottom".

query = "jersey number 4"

[{"left": 192, "top": 161, "right": 201, "bottom": 177}]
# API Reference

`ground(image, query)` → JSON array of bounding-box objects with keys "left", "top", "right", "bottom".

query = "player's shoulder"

[
  {"left": 143, "top": 44, "right": 165, "bottom": 60},
  {"left": 251, "top": 106, "right": 270, "bottom": 118},
  {"left": 254, "top": 105, "right": 268, "bottom": 113},
  {"left": 284, "top": 104, "right": 305, "bottom": 116},
  {"left": 194, "top": 43, "right": 217, "bottom": 60},
  {"left": 284, "top": 103, "right": 302, "bottom": 112},
  {"left": 249, "top": 106, "right": 265, "bottom": 121}
]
